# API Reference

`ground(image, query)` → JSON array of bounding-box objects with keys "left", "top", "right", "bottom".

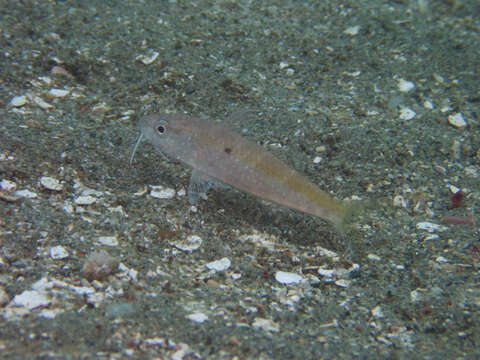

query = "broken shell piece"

[
  {"left": 74, "top": 195, "right": 97, "bottom": 205},
  {"left": 150, "top": 185, "right": 175, "bottom": 199},
  {"left": 11, "top": 290, "right": 51, "bottom": 310},
  {"left": 205, "top": 257, "right": 231, "bottom": 272},
  {"left": 397, "top": 78, "right": 415, "bottom": 92},
  {"left": 275, "top": 271, "right": 302, "bottom": 284},
  {"left": 0, "top": 179, "right": 17, "bottom": 192},
  {"left": 9, "top": 95, "right": 28, "bottom": 107},
  {"left": 49, "top": 246, "right": 69, "bottom": 260},
  {"left": 40, "top": 176, "right": 63, "bottom": 191},
  {"left": 96, "top": 236, "right": 118, "bottom": 247},
  {"left": 186, "top": 312, "right": 208, "bottom": 323},
  {"left": 448, "top": 113, "right": 467, "bottom": 128},
  {"left": 33, "top": 96, "right": 54, "bottom": 110},
  {"left": 252, "top": 317, "right": 280, "bottom": 332},
  {"left": 136, "top": 50, "right": 160, "bottom": 65},
  {"left": 172, "top": 235, "right": 202, "bottom": 252},
  {"left": 48, "top": 88, "right": 70, "bottom": 98}
]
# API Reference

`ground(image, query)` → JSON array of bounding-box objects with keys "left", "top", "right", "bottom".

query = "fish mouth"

[{"left": 129, "top": 132, "right": 143, "bottom": 165}]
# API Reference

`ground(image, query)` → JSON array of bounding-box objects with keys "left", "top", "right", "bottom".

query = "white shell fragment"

[
  {"left": 416, "top": 222, "right": 447, "bottom": 232},
  {"left": 74, "top": 195, "right": 97, "bottom": 205},
  {"left": 399, "top": 107, "right": 416, "bottom": 120},
  {"left": 15, "top": 189, "right": 37, "bottom": 198},
  {"left": 0, "top": 179, "right": 17, "bottom": 192},
  {"left": 48, "top": 88, "right": 70, "bottom": 98},
  {"left": 205, "top": 257, "right": 231, "bottom": 272},
  {"left": 252, "top": 317, "right": 280, "bottom": 332},
  {"left": 40, "top": 176, "right": 63, "bottom": 191},
  {"left": 11, "top": 290, "right": 50, "bottom": 310},
  {"left": 96, "top": 236, "right": 118, "bottom": 247},
  {"left": 344, "top": 25, "right": 360, "bottom": 35},
  {"left": 275, "top": 271, "right": 302, "bottom": 284},
  {"left": 9, "top": 95, "right": 28, "bottom": 107},
  {"left": 397, "top": 78, "right": 415, "bottom": 92},
  {"left": 136, "top": 50, "right": 160, "bottom": 65},
  {"left": 49, "top": 246, "right": 69, "bottom": 260},
  {"left": 186, "top": 312, "right": 208, "bottom": 323},
  {"left": 150, "top": 185, "right": 175, "bottom": 199},
  {"left": 33, "top": 96, "right": 54, "bottom": 110},
  {"left": 172, "top": 235, "right": 202, "bottom": 252},
  {"left": 448, "top": 113, "right": 467, "bottom": 128}
]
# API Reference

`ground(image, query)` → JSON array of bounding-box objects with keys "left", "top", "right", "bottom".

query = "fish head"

[{"left": 131, "top": 113, "right": 199, "bottom": 165}]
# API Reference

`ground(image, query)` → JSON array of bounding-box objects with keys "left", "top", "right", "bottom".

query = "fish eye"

[{"left": 156, "top": 121, "right": 167, "bottom": 134}]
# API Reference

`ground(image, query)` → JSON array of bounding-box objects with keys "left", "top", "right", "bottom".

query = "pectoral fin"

[{"left": 188, "top": 170, "right": 214, "bottom": 204}]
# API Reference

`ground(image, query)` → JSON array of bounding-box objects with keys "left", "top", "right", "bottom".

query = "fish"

[{"left": 130, "top": 112, "right": 352, "bottom": 231}]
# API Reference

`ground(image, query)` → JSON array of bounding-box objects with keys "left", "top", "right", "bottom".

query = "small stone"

[
  {"left": 33, "top": 96, "right": 54, "bottom": 110},
  {"left": 9, "top": 95, "right": 28, "bottom": 107},
  {"left": 14, "top": 189, "right": 37, "bottom": 198},
  {"left": 137, "top": 50, "right": 160, "bottom": 65},
  {"left": 371, "top": 305, "right": 384, "bottom": 318},
  {"left": 0, "top": 179, "right": 17, "bottom": 192},
  {"left": 252, "top": 317, "right": 279, "bottom": 332},
  {"left": 172, "top": 235, "right": 202, "bottom": 252},
  {"left": 48, "top": 88, "right": 70, "bottom": 98},
  {"left": 150, "top": 185, "right": 175, "bottom": 199},
  {"left": 11, "top": 290, "right": 50, "bottom": 309},
  {"left": 416, "top": 222, "right": 447, "bottom": 232},
  {"left": 313, "top": 156, "right": 322, "bottom": 164},
  {"left": 96, "top": 236, "right": 118, "bottom": 247},
  {"left": 82, "top": 250, "right": 119, "bottom": 281},
  {"left": 205, "top": 257, "right": 231, "bottom": 272},
  {"left": 399, "top": 107, "right": 416, "bottom": 120},
  {"left": 74, "top": 195, "right": 97, "bottom": 205},
  {"left": 40, "top": 176, "right": 63, "bottom": 191},
  {"left": 344, "top": 25, "right": 360, "bottom": 35},
  {"left": 448, "top": 113, "right": 467, "bottom": 128},
  {"left": 397, "top": 78, "right": 415, "bottom": 92},
  {"left": 49, "top": 246, "right": 68, "bottom": 260},
  {"left": 186, "top": 312, "right": 208, "bottom": 323},
  {"left": 275, "top": 271, "right": 302, "bottom": 284}
]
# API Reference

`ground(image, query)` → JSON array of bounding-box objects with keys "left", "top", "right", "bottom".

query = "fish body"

[{"left": 131, "top": 113, "right": 348, "bottom": 229}]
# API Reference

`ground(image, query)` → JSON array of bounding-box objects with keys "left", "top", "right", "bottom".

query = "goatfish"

[{"left": 130, "top": 113, "right": 352, "bottom": 232}]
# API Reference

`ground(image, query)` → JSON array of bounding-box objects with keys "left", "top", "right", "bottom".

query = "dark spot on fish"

[
  {"left": 157, "top": 125, "right": 166, "bottom": 134},
  {"left": 224, "top": 147, "right": 232, "bottom": 154}
]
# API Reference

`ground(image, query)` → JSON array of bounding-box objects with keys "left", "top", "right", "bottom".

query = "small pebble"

[
  {"left": 40, "top": 176, "right": 63, "bottom": 191},
  {"left": 186, "top": 312, "right": 208, "bottom": 323},
  {"left": 150, "top": 185, "right": 175, "bottom": 199},
  {"left": 416, "top": 222, "right": 447, "bottom": 232},
  {"left": 448, "top": 113, "right": 467, "bottom": 128},
  {"left": 96, "top": 236, "right": 118, "bottom": 247},
  {"left": 275, "top": 271, "right": 302, "bottom": 284},
  {"left": 9, "top": 95, "right": 27, "bottom": 107},
  {"left": 33, "top": 96, "right": 54, "bottom": 110},
  {"left": 15, "top": 189, "right": 37, "bottom": 198},
  {"left": 48, "top": 88, "right": 70, "bottom": 98},
  {"left": 11, "top": 290, "right": 50, "bottom": 310},
  {"left": 172, "top": 235, "right": 202, "bottom": 252},
  {"left": 399, "top": 107, "right": 416, "bottom": 120},
  {"left": 0, "top": 179, "right": 17, "bottom": 192},
  {"left": 252, "top": 317, "right": 279, "bottom": 332},
  {"left": 74, "top": 195, "right": 97, "bottom": 205},
  {"left": 205, "top": 257, "right": 231, "bottom": 272},
  {"left": 49, "top": 246, "right": 69, "bottom": 260},
  {"left": 344, "top": 25, "right": 360, "bottom": 36},
  {"left": 82, "top": 250, "right": 119, "bottom": 281},
  {"left": 397, "top": 78, "right": 415, "bottom": 92}
]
